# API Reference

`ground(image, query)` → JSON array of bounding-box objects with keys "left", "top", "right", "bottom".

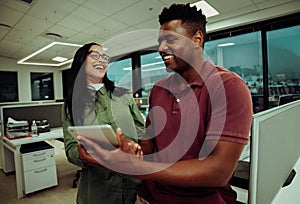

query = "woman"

[{"left": 62, "top": 42, "right": 145, "bottom": 204}]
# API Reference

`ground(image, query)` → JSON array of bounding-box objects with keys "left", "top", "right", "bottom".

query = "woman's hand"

[{"left": 78, "top": 142, "right": 102, "bottom": 167}]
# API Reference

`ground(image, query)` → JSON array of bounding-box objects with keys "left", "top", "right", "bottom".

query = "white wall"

[{"left": 0, "top": 57, "right": 63, "bottom": 102}]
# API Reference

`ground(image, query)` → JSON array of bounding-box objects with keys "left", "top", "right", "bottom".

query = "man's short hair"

[{"left": 159, "top": 3, "right": 207, "bottom": 41}]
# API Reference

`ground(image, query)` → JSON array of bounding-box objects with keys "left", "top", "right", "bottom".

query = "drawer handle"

[
  {"left": 33, "top": 152, "right": 46, "bottom": 156},
  {"left": 34, "top": 168, "right": 47, "bottom": 173},
  {"left": 33, "top": 158, "right": 47, "bottom": 162}
]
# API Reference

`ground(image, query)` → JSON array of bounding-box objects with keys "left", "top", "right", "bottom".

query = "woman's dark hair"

[
  {"left": 64, "top": 42, "right": 115, "bottom": 125},
  {"left": 159, "top": 3, "right": 207, "bottom": 47}
]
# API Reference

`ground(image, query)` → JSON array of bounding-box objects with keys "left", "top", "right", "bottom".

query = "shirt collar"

[
  {"left": 161, "top": 61, "right": 216, "bottom": 94},
  {"left": 88, "top": 84, "right": 104, "bottom": 91},
  {"left": 87, "top": 84, "right": 107, "bottom": 95}
]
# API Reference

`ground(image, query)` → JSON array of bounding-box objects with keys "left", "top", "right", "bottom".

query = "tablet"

[{"left": 68, "top": 125, "right": 118, "bottom": 146}]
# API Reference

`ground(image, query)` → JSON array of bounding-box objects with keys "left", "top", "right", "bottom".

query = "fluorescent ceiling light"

[
  {"left": 142, "top": 67, "right": 165, "bottom": 72},
  {"left": 217, "top": 42, "right": 235, "bottom": 47},
  {"left": 191, "top": 0, "right": 219, "bottom": 18},
  {"left": 123, "top": 67, "right": 132, "bottom": 71},
  {"left": 142, "top": 61, "right": 164, "bottom": 67},
  {"left": 52, "top": 56, "right": 68, "bottom": 62},
  {"left": 17, "top": 41, "right": 82, "bottom": 66},
  {"left": 123, "top": 61, "right": 164, "bottom": 71}
]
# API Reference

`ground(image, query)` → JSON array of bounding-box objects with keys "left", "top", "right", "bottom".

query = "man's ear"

[{"left": 192, "top": 31, "right": 204, "bottom": 48}]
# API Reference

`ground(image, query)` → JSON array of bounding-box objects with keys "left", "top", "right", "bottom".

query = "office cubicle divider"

[
  {"left": 249, "top": 99, "right": 300, "bottom": 204},
  {"left": 0, "top": 102, "right": 63, "bottom": 138}
]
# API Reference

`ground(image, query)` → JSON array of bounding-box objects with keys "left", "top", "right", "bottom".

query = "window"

[
  {"left": 205, "top": 32, "right": 263, "bottom": 112},
  {"left": 267, "top": 25, "right": 300, "bottom": 107},
  {"left": 31, "top": 73, "right": 54, "bottom": 101},
  {"left": 107, "top": 58, "right": 133, "bottom": 91},
  {"left": 140, "top": 52, "right": 171, "bottom": 97},
  {"left": 0, "top": 71, "right": 18, "bottom": 102}
]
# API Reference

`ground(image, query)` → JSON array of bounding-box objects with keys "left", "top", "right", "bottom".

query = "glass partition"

[
  {"left": 107, "top": 58, "right": 132, "bottom": 91},
  {"left": 267, "top": 25, "right": 300, "bottom": 107},
  {"left": 140, "top": 52, "right": 170, "bottom": 97},
  {"left": 205, "top": 32, "right": 263, "bottom": 113}
]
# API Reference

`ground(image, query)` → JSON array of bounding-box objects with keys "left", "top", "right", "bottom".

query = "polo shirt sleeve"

[{"left": 206, "top": 72, "right": 253, "bottom": 144}]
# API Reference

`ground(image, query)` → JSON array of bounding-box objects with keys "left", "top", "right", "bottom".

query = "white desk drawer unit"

[{"left": 20, "top": 141, "right": 58, "bottom": 194}]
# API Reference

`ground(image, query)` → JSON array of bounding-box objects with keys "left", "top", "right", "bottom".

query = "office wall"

[{"left": 0, "top": 57, "right": 63, "bottom": 101}]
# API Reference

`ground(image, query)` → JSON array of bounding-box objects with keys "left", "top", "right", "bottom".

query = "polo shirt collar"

[{"left": 163, "top": 60, "right": 215, "bottom": 93}]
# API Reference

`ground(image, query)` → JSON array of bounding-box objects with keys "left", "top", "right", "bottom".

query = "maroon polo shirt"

[{"left": 138, "top": 61, "right": 253, "bottom": 203}]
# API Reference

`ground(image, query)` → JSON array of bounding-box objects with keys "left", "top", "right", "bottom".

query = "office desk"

[{"left": 0, "top": 128, "right": 63, "bottom": 198}]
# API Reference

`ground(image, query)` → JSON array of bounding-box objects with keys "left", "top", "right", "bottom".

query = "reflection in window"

[
  {"left": 141, "top": 52, "right": 171, "bottom": 97},
  {"left": 107, "top": 58, "right": 132, "bottom": 91},
  {"left": 267, "top": 25, "right": 300, "bottom": 107},
  {"left": 31, "top": 73, "right": 54, "bottom": 101},
  {"left": 205, "top": 32, "right": 263, "bottom": 113},
  {"left": 0, "top": 71, "right": 18, "bottom": 102}
]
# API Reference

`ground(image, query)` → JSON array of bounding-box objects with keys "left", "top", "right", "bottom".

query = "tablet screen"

[{"left": 68, "top": 125, "right": 118, "bottom": 147}]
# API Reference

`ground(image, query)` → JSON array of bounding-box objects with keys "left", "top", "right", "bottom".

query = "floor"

[{"left": 0, "top": 140, "right": 80, "bottom": 204}]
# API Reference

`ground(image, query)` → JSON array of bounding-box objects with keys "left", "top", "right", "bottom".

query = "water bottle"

[{"left": 31, "top": 120, "right": 38, "bottom": 137}]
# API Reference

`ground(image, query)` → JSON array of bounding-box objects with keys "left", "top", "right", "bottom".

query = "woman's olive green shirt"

[{"left": 62, "top": 87, "right": 145, "bottom": 204}]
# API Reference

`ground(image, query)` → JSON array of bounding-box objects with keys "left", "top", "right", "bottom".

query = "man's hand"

[
  {"left": 77, "top": 127, "right": 144, "bottom": 174},
  {"left": 116, "top": 127, "right": 143, "bottom": 159}
]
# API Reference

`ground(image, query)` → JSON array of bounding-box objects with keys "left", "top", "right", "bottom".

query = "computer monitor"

[
  {"left": 278, "top": 94, "right": 300, "bottom": 106},
  {"left": 249, "top": 100, "right": 300, "bottom": 204}
]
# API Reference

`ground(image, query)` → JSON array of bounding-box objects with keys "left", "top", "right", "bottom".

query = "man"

[{"left": 78, "top": 3, "right": 252, "bottom": 203}]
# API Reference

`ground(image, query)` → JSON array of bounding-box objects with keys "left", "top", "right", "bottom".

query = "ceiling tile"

[
  {"left": 29, "top": 0, "right": 79, "bottom": 16},
  {"left": 82, "top": 0, "right": 141, "bottom": 16},
  {"left": 0, "top": 0, "right": 31, "bottom": 13},
  {"left": 133, "top": 17, "right": 160, "bottom": 30},
  {"left": 4, "top": 28, "right": 36, "bottom": 45},
  {"left": 113, "top": 0, "right": 165, "bottom": 26},
  {"left": 158, "top": 0, "right": 195, "bottom": 7},
  {"left": 251, "top": 0, "right": 273, "bottom": 3},
  {"left": 27, "top": 2, "right": 68, "bottom": 24},
  {"left": 58, "top": 13, "right": 93, "bottom": 32},
  {"left": 71, "top": 6, "right": 106, "bottom": 24},
  {"left": 208, "top": 5, "right": 257, "bottom": 24},
  {"left": 44, "top": 24, "right": 79, "bottom": 40},
  {"left": 103, "top": 28, "right": 158, "bottom": 57},
  {"left": 0, "top": 39, "right": 24, "bottom": 57},
  {"left": 255, "top": 0, "right": 298, "bottom": 9},
  {"left": 0, "top": 5, "right": 24, "bottom": 26},
  {"left": 0, "top": 26, "right": 10, "bottom": 40},
  {"left": 207, "top": 0, "right": 253, "bottom": 13},
  {"left": 69, "top": 0, "right": 87, "bottom": 4},
  {"left": 68, "top": 32, "right": 93, "bottom": 43},
  {"left": 14, "top": 14, "right": 53, "bottom": 35},
  {"left": 92, "top": 18, "right": 130, "bottom": 39},
  {"left": 27, "top": 36, "right": 57, "bottom": 49}
]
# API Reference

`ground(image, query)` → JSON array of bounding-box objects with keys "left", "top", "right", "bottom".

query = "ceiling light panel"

[
  {"left": 18, "top": 42, "right": 82, "bottom": 66},
  {"left": 191, "top": 1, "right": 219, "bottom": 18},
  {"left": 52, "top": 56, "right": 68, "bottom": 62}
]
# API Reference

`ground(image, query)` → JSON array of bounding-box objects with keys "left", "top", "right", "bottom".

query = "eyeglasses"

[{"left": 88, "top": 50, "right": 110, "bottom": 63}]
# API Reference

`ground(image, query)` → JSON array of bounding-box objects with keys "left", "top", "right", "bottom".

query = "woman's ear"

[{"left": 192, "top": 31, "right": 204, "bottom": 48}]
